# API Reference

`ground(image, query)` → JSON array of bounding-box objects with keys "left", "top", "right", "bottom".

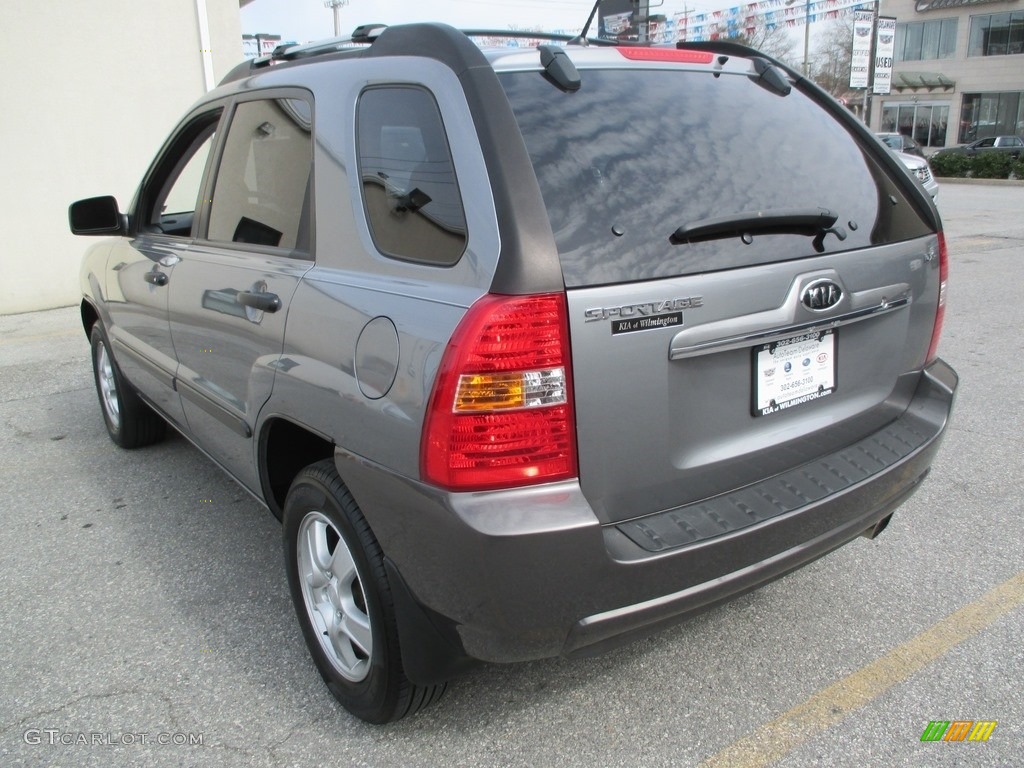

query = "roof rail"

[
  {"left": 218, "top": 24, "right": 387, "bottom": 85},
  {"left": 261, "top": 23, "right": 387, "bottom": 64},
  {"left": 217, "top": 22, "right": 630, "bottom": 88},
  {"left": 460, "top": 29, "right": 618, "bottom": 47}
]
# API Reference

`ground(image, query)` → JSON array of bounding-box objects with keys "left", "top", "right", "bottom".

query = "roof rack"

[
  {"left": 262, "top": 23, "right": 387, "bottom": 65},
  {"left": 218, "top": 22, "right": 632, "bottom": 87},
  {"left": 219, "top": 24, "right": 387, "bottom": 85},
  {"left": 460, "top": 29, "right": 619, "bottom": 47}
]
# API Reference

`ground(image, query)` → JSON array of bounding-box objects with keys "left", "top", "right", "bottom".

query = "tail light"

[
  {"left": 926, "top": 231, "right": 948, "bottom": 364},
  {"left": 617, "top": 48, "right": 714, "bottom": 64},
  {"left": 421, "top": 293, "right": 577, "bottom": 491}
]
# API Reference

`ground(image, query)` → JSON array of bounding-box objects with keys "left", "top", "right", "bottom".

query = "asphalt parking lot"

[{"left": 1, "top": 182, "right": 1022, "bottom": 767}]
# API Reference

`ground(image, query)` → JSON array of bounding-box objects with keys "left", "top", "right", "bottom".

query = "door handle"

[
  {"left": 236, "top": 290, "right": 281, "bottom": 313},
  {"left": 143, "top": 270, "right": 168, "bottom": 286}
]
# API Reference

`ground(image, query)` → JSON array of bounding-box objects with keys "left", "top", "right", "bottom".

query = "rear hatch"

[{"left": 499, "top": 55, "right": 942, "bottom": 524}]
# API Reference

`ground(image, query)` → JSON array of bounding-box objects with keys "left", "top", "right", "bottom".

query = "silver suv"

[{"left": 70, "top": 24, "right": 957, "bottom": 723}]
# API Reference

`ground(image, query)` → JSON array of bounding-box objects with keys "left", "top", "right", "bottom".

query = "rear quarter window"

[
  {"left": 499, "top": 68, "right": 932, "bottom": 287},
  {"left": 356, "top": 86, "right": 467, "bottom": 266}
]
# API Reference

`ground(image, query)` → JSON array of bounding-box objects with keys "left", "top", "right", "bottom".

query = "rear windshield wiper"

[{"left": 670, "top": 207, "right": 847, "bottom": 252}]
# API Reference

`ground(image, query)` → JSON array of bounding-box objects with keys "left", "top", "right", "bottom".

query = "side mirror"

[{"left": 69, "top": 196, "right": 125, "bottom": 235}]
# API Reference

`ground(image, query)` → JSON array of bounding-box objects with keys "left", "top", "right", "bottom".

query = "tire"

[
  {"left": 89, "top": 323, "right": 166, "bottom": 449},
  {"left": 283, "top": 459, "right": 445, "bottom": 723}
]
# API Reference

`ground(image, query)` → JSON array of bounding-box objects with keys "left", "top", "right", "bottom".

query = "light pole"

[{"left": 324, "top": 0, "right": 349, "bottom": 37}]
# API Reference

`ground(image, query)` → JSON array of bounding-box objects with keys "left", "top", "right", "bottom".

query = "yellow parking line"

[
  {"left": 0, "top": 328, "right": 78, "bottom": 345},
  {"left": 699, "top": 570, "right": 1024, "bottom": 768}
]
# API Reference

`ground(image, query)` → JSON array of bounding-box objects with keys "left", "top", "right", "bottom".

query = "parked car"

[
  {"left": 934, "top": 135, "right": 1024, "bottom": 159},
  {"left": 892, "top": 150, "right": 940, "bottom": 199},
  {"left": 876, "top": 132, "right": 926, "bottom": 158},
  {"left": 70, "top": 23, "right": 957, "bottom": 723}
]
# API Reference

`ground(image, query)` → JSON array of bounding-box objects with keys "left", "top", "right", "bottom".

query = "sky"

[
  {"left": 238, "top": 0, "right": 845, "bottom": 70},
  {"left": 241, "top": 0, "right": 598, "bottom": 38},
  {"left": 240, "top": 0, "right": 788, "bottom": 43}
]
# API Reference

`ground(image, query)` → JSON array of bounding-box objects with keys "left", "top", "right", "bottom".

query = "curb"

[{"left": 933, "top": 176, "right": 1024, "bottom": 187}]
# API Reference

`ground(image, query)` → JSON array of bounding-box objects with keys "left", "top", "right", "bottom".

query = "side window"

[
  {"left": 143, "top": 112, "right": 220, "bottom": 237},
  {"left": 207, "top": 97, "right": 313, "bottom": 254},
  {"left": 162, "top": 134, "right": 215, "bottom": 217},
  {"left": 357, "top": 87, "right": 467, "bottom": 265}
]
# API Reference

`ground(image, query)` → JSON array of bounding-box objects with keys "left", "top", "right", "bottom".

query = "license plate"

[{"left": 752, "top": 330, "right": 836, "bottom": 417}]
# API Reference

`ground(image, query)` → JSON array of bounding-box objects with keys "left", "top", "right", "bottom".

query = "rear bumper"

[{"left": 336, "top": 359, "right": 957, "bottom": 671}]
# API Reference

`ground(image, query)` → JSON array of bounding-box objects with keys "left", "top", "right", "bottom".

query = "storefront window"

[
  {"left": 959, "top": 92, "right": 1024, "bottom": 142},
  {"left": 880, "top": 103, "right": 949, "bottom": 147},
  {"left": 969, "top": 12, "right": 1024, "bottom": 57},
  {"left": 896, "top": 18, "right": 957, "bottom": 61}
]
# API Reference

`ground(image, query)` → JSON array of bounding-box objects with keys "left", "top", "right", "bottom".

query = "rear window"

[{"left": 499, "top": 68, "right": 932, "bottom": 287}]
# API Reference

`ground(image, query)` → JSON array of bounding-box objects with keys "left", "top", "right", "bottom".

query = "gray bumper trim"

[
  {"left": 563, "top": 359, "right": 957, "bottom": 658},
  {"left": 617, "top": 417, "right": 929, "bottom": 553}
]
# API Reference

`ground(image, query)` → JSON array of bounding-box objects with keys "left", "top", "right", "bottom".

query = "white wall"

[{"left": 0, "top": 0, "right": 242, "bottom": 315}]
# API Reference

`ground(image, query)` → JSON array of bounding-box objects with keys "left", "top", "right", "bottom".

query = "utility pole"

[
  {"left": 324, "top": 0, "right": 349, "bottom": 37},
  {"left": 678, "top": 6, "right": 690, "bottom": 44},
  {"left": 785, "top": 0, "right": 813, "bottom": 76},
  {"left": 803, "top": 0, "right": 811, "bottom": 76},
  {"left": 864, "top": 0, "right": 879, "bottom": 128}
]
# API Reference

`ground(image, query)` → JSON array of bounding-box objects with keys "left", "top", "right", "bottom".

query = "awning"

[{"left": 891, "top": 71, "right": 956, "bottom": 92}]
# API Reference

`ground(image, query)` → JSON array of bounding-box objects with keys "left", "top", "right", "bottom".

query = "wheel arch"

[
  {"left": 264, "top": 418, "right": 475, "bottom": 686},
  {"left": 258, "top": 415, "right": 336, "bottom": 519},
  {"left": 80, "top": 298, "right": 100, "bottom": 338}
]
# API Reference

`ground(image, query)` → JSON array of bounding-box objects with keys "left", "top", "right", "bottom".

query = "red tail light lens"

[
  {"left": 926, "top": 231, "right": 948, "bottom": 364},
  {"left": 421, "top": 293, "right": 577, "bottom": 491}
]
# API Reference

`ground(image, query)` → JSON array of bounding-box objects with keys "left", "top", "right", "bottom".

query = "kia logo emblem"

[{"left": 802, "top": 280, "right": 843, "bottom": 311}]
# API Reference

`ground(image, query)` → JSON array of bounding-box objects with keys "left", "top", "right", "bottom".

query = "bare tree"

[
  {"left": 809, "top": 18, "right": 854, "bottom": 98},
  {"left": 725, "top": 19, "right": 797, "bottom": 65}
]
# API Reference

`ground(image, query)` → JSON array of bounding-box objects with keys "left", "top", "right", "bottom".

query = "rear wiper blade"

[{"left": 670, "top": 207, "right": 846, "bottom": 252}]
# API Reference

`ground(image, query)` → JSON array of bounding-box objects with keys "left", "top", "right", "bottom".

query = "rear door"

[
  {"left": 167, "top": 92, "right": 314, "bottom": 491},
  {"left": 501, "top": 62, "right": 942, "bottom": 524}
]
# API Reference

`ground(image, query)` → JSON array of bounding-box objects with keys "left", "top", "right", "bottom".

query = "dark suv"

[{"left": 71, "top": 24, "right": 957, "bottom": 723}]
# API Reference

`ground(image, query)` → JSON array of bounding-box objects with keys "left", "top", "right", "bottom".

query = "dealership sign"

[
  {"left": 916, "top": 0, "right": 1008, "bottom": 11},
  {"left": 873, "top": 17, "right": 897, "bottom": 95},
  {"left": 850, "top": 10, "right": 875, "bottom": 89}
]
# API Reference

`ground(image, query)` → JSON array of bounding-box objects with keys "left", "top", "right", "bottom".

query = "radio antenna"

[{"left": 570, "top": 0, "right": 602, "bottom": 45}]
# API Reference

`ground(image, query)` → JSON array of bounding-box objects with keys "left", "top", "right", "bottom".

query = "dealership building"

[{"left": 872, "top": 0, "right": 1024, "bottom": 150}]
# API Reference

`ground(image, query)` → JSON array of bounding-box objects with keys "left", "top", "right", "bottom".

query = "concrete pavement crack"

[{"left": 4, "top": 687, "right": 146, "bottom": 735}]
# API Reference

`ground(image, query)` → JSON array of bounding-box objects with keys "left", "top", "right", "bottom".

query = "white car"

[{"left": 894, "top": 151, "right": 939, "bottom": 199}]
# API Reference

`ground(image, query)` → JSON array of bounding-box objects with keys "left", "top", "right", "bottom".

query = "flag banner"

[
  {"left": 873, "top": 16, "right": 897, "bottom": 94},
  {"left": 850, "top": 10, "right": 874, "bottom": 88}
]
